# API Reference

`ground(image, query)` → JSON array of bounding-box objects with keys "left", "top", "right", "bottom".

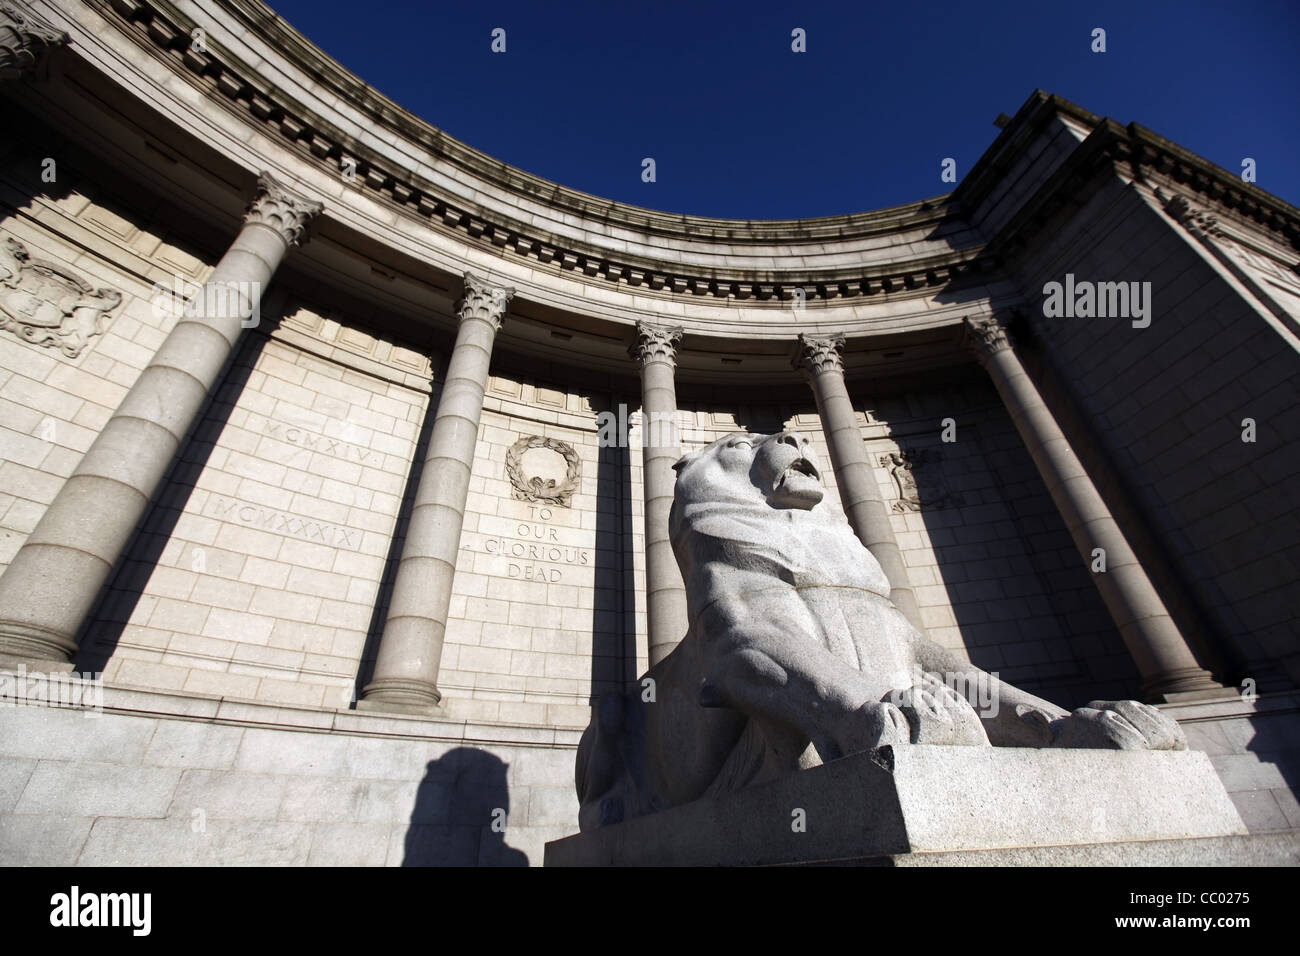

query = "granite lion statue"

[{"left": 575, "top": 431, "right": 1186, "bottom": 830}]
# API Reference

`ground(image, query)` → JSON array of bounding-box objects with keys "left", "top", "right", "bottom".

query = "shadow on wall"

[
  {"left": 403, "top": 747, "right": 528, "bottom": 866},
  {"left": 353, "top": 364, "right": 439, "bottom": 701},
  {"left": 894, "top": 384, "right": 1141, "bottom": 709},
  {"left": 1238, "top": 710, "right": 1300, "bottom": 832},
  {"left": 592, "top": 396, "right": 638, "bottom": 696}
]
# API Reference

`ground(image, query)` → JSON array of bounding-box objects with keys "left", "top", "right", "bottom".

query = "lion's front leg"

[
  {"left": 911, "top": 641, "right": 1186, "bottom": 751},
  {"left": 910, "top": 639, "right": 1070, "bottom": 747},
  {"left": 696, "top": 596, "right": 910, "bottom": 762},
  {"left": 701, "top": 645, "right": 910, "bottom": 761}
]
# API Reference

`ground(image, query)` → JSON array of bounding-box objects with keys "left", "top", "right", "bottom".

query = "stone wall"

[
  {"left": 861, "top": 383, "right": 1139, "bottom": 706},
  {"left": 436, "top": 376, "right": 625, "bottom": 727},
  {"left": 1010, "top": 176, "right": 1300, "bottom": 689},
  {"left": 80, "top": 305, "right": 432, "bottom": 710},
  {"left": 1, "top": 685, "right": 1292, "bottom": 866},
  {"left": 1, "top": 199, "right": 1137, "bottom": 728},
  {"left": 1166, "top": 692, "right": 1300, "bottom": 833},
  {"left": 0, "top": 686, "right": 577, "bottom": 866},
  {"left": 0, "top": 178, "right": 213, "bottom": 574}
]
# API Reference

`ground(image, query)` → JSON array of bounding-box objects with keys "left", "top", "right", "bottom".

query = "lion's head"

[
  {"left": 671, "top": 431, "right": 827, "bottom": 513},
  {"left": 668, "top": 431, "right": 862, "bottom": 574}
]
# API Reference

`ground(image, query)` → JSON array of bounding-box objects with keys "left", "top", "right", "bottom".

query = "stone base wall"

[
  {"left": 0, "top": 681, "right": 578, "bottom": 866},
  {"left": 2, "top": 678, "right": 1294, "bottom": 866},
  {"left": 1164, "top": 691, "right": 1300, "bottom": 833}
]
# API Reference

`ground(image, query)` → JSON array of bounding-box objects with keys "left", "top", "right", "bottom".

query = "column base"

[
  {"left": 0, "top": 656, "right": 76, "bottom": 674},
  {"left": 1142, "top": 666, "right": 1229, "bottom": 703},
  {"left": 356, "top": 699, "right": 444, "bottom": 717},
  {"left": 0, "top": 620, "right": 78, "bottom": 666},
  {"left": 359, "top": 677, "right": 442, "bottom": 715},
  {"left": 1155, "top": 687, "right": 1243, "bottom": 704}
]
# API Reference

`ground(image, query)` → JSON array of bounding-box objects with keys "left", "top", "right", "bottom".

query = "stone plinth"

[{"left": 545, "top": 746, "right": 1250, "bottom": 866}]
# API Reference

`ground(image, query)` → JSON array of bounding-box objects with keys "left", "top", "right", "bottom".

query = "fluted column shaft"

[
  {"left": 361, "top": 273, "right": 513, "bottom": 711},
  {"left": 963, "top": 315, "right": 1223, "bottom": 701},
  {"left": 631, "top": 323, "right": 689, "bottom": 667},
  {"left": 794, "top": 333, "right": 926, "bottom": 633},
  {"left": 0, "top": 172, "right": 322, "bottom": 666}
]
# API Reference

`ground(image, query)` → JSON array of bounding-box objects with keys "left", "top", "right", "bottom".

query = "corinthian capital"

[
  {"left": 1161, "top": 191, "right": 1225, "bottom": 240},
  {"left": 962, "top": 315, "right": 1013, "bottom": 365},
  {"left": 244, "top": 171, "right": 324, "bottom": 248},
  {"left": 630, "top": 322, "right": 683, "bottom": 367},
  {"left": 0, "top": 0, "right": 70, "bottom": 80},
  {"left": 793, "top": 333, "right": 845, "bottom": 376},
  {"left": 458, "top": 272, "right": 514, "bottom": 330}
]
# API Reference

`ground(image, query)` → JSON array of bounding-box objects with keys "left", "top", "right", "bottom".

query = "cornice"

[
  {"left": 973, "top": 114, "right": 1300, "bottom": 266},
  {"left": 49, "top": 0, "right": 1300, "bottom": 324},
  {"left": 83, "top": 0, "right": 997, "bottom": 307},
  {"left": 186, "top": 0, "right": 962, "bottom": 246},
  {"left": 1125, "top": 122, "right": 1300, "bottom": 250},
  {"left": 952, "top": 90, "right": 1104, "bottom": 215}
]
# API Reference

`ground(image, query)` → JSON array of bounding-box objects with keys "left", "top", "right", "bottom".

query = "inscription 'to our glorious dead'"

[
  {"left": 483, "top": 535, "right": 591, "bottom": 565},
  {"left": 477, "top": 520, "right": 592, "bottom": 584}
]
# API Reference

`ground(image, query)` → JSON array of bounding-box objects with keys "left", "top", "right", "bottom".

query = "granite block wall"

[
  {"left": 0, "top": 691, "right": 578, "bottom": 866},
  {"left": 0, "top": 179, "right": 214, "bottom": 574},
  {"left": 79, "top": 304, "right": 432, "bottom": 710},
  {"left": 1008, "top": 174, "right": 1300, "bottom": 689},
  {"left": 1, "top": 687, "right": 1293, "bottom": 866}
]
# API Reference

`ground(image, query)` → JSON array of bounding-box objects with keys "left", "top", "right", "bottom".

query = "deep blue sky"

[{"left": 268, "top": 0, "right": 1299, "bottom": 220}]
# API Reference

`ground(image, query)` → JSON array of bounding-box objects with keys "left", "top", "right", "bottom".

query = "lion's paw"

[
  {"left": 888, "top": 683, "right": 989, "bottom": 746},
  {"left": 1049, "top": 700, "right": 1187, "bottom": 751},
  {"left": 841, "top": 700, "right": 910, "bottom": 755}
]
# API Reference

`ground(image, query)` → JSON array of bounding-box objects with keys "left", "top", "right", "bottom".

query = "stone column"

[
  {"left": 794, "top": 333, "right": 926, "bottom": 633},
  {"left": 0, "top": 0, "right": 69, "bottom": 80},
  {"left": 360, "top": 273, "right": 512, "bottom": 712},
  {"left": 962, "top": 315, "right": 1224, "bottom": 701},
  {"left": 630, "top": 322, "right": 689, "bottom": 667},
  {"left": 0, "top": 172, "right": 322, "bottom": 668}
]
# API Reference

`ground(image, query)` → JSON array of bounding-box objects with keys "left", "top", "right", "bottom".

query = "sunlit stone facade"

[{"left": 0, "top": 0, "right": 1296, "bottom": 864}]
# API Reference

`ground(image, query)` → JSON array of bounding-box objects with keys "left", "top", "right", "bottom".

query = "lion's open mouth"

[{"left": 777, "top": 457, "right": 820, "bottom": 486}]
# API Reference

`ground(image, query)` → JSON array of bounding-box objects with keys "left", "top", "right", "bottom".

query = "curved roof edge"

[
  {"left": 53, "top": 0, "right": 1300, "bottom": 311},
  {"left": 193, "top": 0, "right": 965, "bottom": 235}
]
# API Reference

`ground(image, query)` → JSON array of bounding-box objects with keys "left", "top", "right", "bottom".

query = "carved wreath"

[{"left": 505, "top": 436, "right": 582, "bottom": 507}]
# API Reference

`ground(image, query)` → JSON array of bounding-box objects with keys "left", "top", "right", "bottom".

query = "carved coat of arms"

[
  {"left": 0, "top": 237, "right": 122, "bottom": 357},
  {"left": 879, "top": 449, "right": 962, "bottom": 513}
]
